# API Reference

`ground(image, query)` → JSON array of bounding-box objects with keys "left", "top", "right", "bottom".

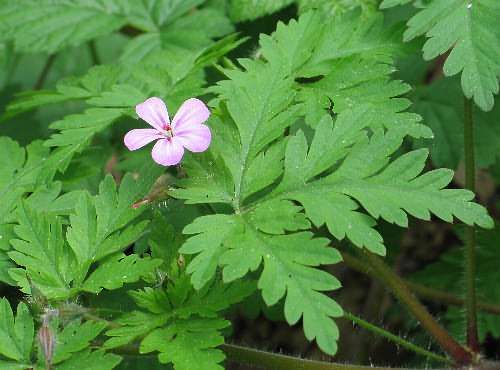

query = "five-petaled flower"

[{"left": 124, "top": 97, "right": 211, "bottom": 166}]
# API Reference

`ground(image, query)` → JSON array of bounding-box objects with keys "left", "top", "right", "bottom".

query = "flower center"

[{"left": 160, "top": 124, "right": 174, "bottom": 138}]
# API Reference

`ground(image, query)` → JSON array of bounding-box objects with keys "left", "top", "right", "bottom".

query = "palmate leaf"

[
  {"left": 382, "top": 0, "right": 500, "bottom": 111},
  {"left": 105, "top": 278, "right": 254, "bottom": 370},
  {"left": 172, "top": 9, "right": 494, "bottom": 357}
]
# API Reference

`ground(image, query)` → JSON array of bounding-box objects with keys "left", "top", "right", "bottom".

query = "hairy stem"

[
  {"left": 361, "top": 251, "right": 472, "bottom": 365},
  {"left": 463, "top": 96, "right": 480, "bottom": 352},
  {"left": 341, "top": 252, "right": 500, "bottom": 315},
  {"left": 343, "top": 312, "right": 450, "bottom": 364},
  {"left": 221, "top": 343, "right": 405, "bottom": 370},
  {"left": 34, "top": 54, "right": 56, "bottom": 90}
]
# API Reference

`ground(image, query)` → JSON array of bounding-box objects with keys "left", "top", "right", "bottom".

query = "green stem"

[
  {"left": 88, "top": 40, "right": 100, "bottom": 65},
  {"left": 34, "top": 54, "right": 56, "bottom": 90},
  {"left": 341, "top": 252, "right": 500, "bottom": 316},
  {"left": 83, "top": 314, "right": 414, "bottom": 369},
  {"left": 221, "top": 343, "right": 405, "bottom": 370},
  {"left": 409, "top": 283, "right": 500, "bottom": 315},
  {"left": 463, "top": 96, "right": 479, "bottom": 352},
  {"left": 343, "top": 312, "right": 450, "bottom": 364},
  {"left": 362, "top": 251, "right": 472, "bottom": 365},
  {"left": 82, "top": 312, "right": 120, "bottom": 328}
]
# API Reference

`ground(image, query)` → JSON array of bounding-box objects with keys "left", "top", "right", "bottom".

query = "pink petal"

[
  {"left": 124, "top": 129, "right": 162, "bottom": 150},
  {"left": 175, "top": 123, "right": 211, "bottom": 152},
  {"left": 136, "top": 97, "right": 170, "bottom": 131},
  {"left": 172, "top": 98, "right": 210, "bottom": 131},
  {"left": 151, "top": 138, "right": 185, "bottom": 166}
]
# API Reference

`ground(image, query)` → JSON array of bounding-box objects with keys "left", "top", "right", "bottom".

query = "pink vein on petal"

[
  {"left": 175, "top": 123, "right": 211, "bottom": 152},
  {"left": 124, "top": 129, "right": 163, "bottom": 151},
  {"left": 136, "top": 97, "right": 170, "bottom": 131},
  {"left": 172, "top": 98, "right": 210, "bottom": 131},
  {"left": 151, "top": 138, "right": 185, "bottom": 166}
]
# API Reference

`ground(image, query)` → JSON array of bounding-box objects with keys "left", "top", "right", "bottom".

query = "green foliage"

[
  {"left": 228, "top": 0, "right": 378, "bottom": 21},
  {"left": 0, "top": 138, "right": 50, "bottom": 223},
  {"left": 268, "top": 115, "right": 492, "bottom": 254},
  {"left": 228, "top": 0, "right": 295, "bottom": 21},
  {"left": 413, "top": 78, "right": 500, "bottom": 169},
  {"left": 0, "top": 299, "right": 33, "bottom": 364},
  {"left": 52, "top": 320, "right": 107, "bottom": 364},
  {"left": 297, "top": 0, "right": 378, "bottom": 15},
  {"left": 182, "top": 215, "right": 343, "bottom": 354},
  {"left": 105, "top": 274, "right": 255, "bottom": 370},
  {"left": 4, "top": 37, "right": 243, "bottom": 178},
  {"left": 383, "top": 0, "right": 500, "bottom": 111},
  {"left": 8, "top": 170, "right": 162, "bottom": 300},
  {"left": 0, "top": 0, "right": 126, "bottom": 54},
  {"left": 140, "top": 319, "right": 227, "bottom": 370},
  {"left": 0, "top": 0, "right": 499, "bottom": 368},
  {"left": 411, "top": 226, "right": 500, "bottom": 341},
  {"left": 0, "top": 298, "right": 119, "bottom": 369},
  {"left": 0, "top": 0, "right": 232, "bottom": 56},
  {"left": 172, "top": 10, "right": 493, "bottom": 356},
  {"left": 9, "top": 202, "right": 74, "bottom": 299},
  {"left": 258, "top": 10, "right": 430, "bottom": 137}
]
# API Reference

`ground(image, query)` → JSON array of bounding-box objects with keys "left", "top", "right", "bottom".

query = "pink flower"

[{"left": 124, "top": 97, "right": 211, "bottom": 166}]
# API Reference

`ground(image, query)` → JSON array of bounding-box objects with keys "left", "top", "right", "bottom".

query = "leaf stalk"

[
  {"left": 341, "top": 252, "right": 500, "bottom": 316},
  {"left": 343, "top": 311, "right": 450, "bottom": 364},
  {"left": 361, "top": 251, "right": 472, "bottom": 365},
  {"left": 34, "top": 54, "right": 56, "bottom": 90},
  {"left": 463, "top": 96, "right": 480, "bottom": 352},
  {"left": 222, "top": 343, "right": 405, "bottom": 370}
]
